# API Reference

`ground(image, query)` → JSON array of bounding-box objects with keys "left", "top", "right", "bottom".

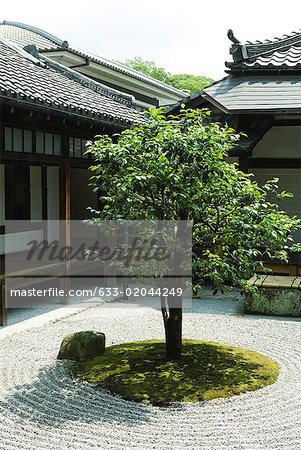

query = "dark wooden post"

[
  {"left": 0, "top": 103, "right": 5, "bottom": 325},
  {"left": 59, "top": 162, "right": 71, "bottom": 304},
  {"left": 0, "top": 279, "right": 7, "bottom": 326}
]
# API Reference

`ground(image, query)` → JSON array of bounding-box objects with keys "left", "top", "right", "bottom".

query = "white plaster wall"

[
  {"left": 250, "top": 168, "right": 301, "bottom": 215},
  {"left": 250, "top": 168, "right": 301, "bottom": 240},
  {"left": 0, "top": 230, "right": 44, "bottom": 255},
  {"left": 252, "top": 126, "right": 301, "bottom": 158},
  {"left": 70, "top": 168, "right": 97, "bottom": 220}
]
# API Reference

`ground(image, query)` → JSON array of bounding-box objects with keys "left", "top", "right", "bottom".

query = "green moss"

[
  {"left": 71, "top": 339, "right": 279, "bottom": 406},
  {"left": 245, "top": 288, "right": 301, "bottom": 317}
]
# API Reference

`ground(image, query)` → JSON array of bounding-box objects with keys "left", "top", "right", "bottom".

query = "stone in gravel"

[{"left": 57, "top": 331, "right": 105, "bottom": 362}]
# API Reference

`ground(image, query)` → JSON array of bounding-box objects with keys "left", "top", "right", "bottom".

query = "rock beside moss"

[{"left": 58, "top": 331, "right": 105, "bottom": 362}]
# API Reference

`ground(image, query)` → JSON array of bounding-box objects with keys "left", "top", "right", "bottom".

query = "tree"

[
  {"left": 121, "top": 56, "right": 170, "bottom": 83},
  {"left": 121, "top": 57, "right": 213, "bottom": 94},
  {"left": 88, "top": 108, "right": 300, "bottom": 359},
  {"left": 167, "top": 74, "right": 214, "bottom": 94}
]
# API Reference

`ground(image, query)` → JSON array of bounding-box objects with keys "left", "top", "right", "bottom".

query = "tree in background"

[
  {"left": 88, "top": 108, "right": 300, "bottom": 359},
  {"left": 121, "top": 56, "right": 213, "bottom": 94},
  {"left": 122, "top": 56, "right": 170, "bottom": 83},
  {"left": 167, "top": 73, "right": 214, "bottom": 94}
]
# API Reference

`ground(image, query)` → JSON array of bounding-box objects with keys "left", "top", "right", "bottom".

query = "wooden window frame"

[
  {"left": 69, "top": 136, "right": 91, "bottom": 159},
  {"left": 3, "top": 126, "right": 62, "bottom": 157}
]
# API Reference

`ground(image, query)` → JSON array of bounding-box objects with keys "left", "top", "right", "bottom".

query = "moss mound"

[
  {"left": 71, "top": 339, "right": 279, "bottom": 406},
  {"left": 245, "top": 288, "right": 301, "bottom": 317}
]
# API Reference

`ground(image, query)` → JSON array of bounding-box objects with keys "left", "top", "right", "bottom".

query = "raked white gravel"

[{"left": 0, "top": 300, "right": 300, "bottom": 450}]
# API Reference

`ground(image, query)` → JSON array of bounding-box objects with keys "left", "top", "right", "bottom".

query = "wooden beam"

[
  {"left": 1, "top": 152, "right": 93, "bottom": 168},
  {"left": 1, "top": 152, "right": 63, "bottom": 164},
  {"left": 264, "top": 262, "right": 301, "bottom": 276},
  {"left": 245, "top": 158, "right": 301, "bottom": 169}
]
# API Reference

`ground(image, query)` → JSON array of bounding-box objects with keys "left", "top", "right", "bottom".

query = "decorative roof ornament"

[
  {"left": 227, "top": 29, "right": 247, "bottom": 62},
  {"left": 226, "top": 27, "right": 301, "bottom": 72},
  {"left": 23, "top": 44, "right": 39, "bottom": 58},
  {"left": 227, "top": 29, "right": 240, "bottom": 44}
]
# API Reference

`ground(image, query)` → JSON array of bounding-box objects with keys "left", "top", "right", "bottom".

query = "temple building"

[{"left": 170, "top": 28, "right": 301, "bottom": 275}]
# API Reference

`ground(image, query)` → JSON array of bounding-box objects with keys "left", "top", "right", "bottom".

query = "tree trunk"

[
  {"left": 160, "top": 220, "right": 186, "bottom": 359},
  {"left": 161, "top": 293, "right": 183, "bottom": 359}
]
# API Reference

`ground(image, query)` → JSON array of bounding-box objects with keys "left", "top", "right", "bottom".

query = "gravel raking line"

[{"left": 0, "top": 301, "right": 300, "bottom": 450}]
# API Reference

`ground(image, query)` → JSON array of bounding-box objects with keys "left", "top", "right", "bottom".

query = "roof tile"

[
  {"left": 0, "top": 38, "right": 143, "bottom": 125},
  {"left": 227, "top": 29, "right": 301, "bottom": 72},
  {"left": 0, "top": 21, "right": 185, "bottom": 97},
  {"left": 204, "top": 75, "right": 301, "bottom": 112}
]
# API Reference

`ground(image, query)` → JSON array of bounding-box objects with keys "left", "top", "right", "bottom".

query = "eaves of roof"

[
  {"left": 41, "top": 52, "right": 135, "bottom": 107},
  {"left": 165, "top": 77, "right": 230, "bottom": 114},
  {"left": 203, "top": 74, "right": 301, "bottom": 114},
  {"left": 41, "top": 47, "right": 187, "bottom": 97},
  {"left": 169, "top": 73, "right": 301, "bottom": 116}
]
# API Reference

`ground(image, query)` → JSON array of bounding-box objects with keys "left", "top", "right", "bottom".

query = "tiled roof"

[
  {"left": 168, "top": 29, "right": 301, "bottom": 115},
  {"left": 203, "top": 75, "right": 301, "bottom": 112},
  {"left": 45, "top": 47, "right": 186, "bottom": 96},
  {"left": 0, "top": 35, "right": 143, "bottom": 125},
  {"left": 0, "top": 21, "right": 62, "bottom": 50},
  {"left": 241, "top": 46, "right": 301, "bottom": 69},
  {"left": 0, "top": 21, "right": 186, "bottom": 97},
  {"left": 226, "top": 29, "right": 301, "bottom": 72}
]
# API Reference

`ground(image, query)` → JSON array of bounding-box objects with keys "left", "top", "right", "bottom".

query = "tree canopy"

[
  {"left": 168, "top": 74, "right": 214, "bottom": 94},
  {"left": 88, "top": 107, "right": 300, "bottom": 289},
  {"left": 87, "top": 107, "right": 300, "bottom": 357},
  {"left": 122, "top": 56, "right": 170, "bottom": 83},
  {"left": 121, "top": 57, "right": 214, "bottom": 94}
]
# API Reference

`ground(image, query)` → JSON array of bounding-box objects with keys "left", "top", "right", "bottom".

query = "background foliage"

[{"left": 121, "top": 56, "right": 214, "bottom": 94}]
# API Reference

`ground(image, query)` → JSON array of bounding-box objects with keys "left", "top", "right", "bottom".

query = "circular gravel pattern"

[{"left": 0, "top": 301, "right": 300, "bottom": 450}]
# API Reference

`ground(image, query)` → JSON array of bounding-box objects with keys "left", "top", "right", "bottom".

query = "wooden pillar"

[
  {"left": 238, "top": 156, "right": 249, "bottom": 174},
  {"left": 0, "top": 103, "right": 5, "bottom": 325},
  {"left": 59, "top": 162, "right": 71, "bottom": 304},
  {"left": 233, "top": 114, "right": 240, "bottom": 132},
  {"left": 236, "top": 115, "right": 250, "bottom": 174},
  {"left": 0, "top": 279, "right": 7, "bottom": 326}
]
